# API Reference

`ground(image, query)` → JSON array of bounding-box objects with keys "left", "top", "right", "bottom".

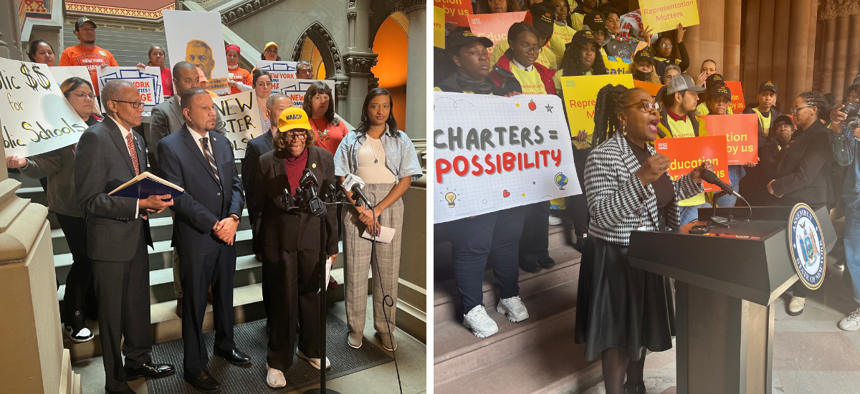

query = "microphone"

[
  {"left": 700, "top": 169, "right": 741, "bottom": 198},
  {"left": 343, "top": 174, "right": 373, "bottom": 209}
]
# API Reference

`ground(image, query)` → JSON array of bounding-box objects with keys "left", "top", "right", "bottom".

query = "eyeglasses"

[
  {"left": 286, "top": 131, "right": 307, "bottom": 139},
  {"left": 623, "top": 99, "right": 662, "bottom": 113},
  {"left": 112, "top": 100, "right": 144, "bottom": 109},
  {"left": 791, "top": 104, "right": 813, "bottom": 114},
  {"left": 519, "top": 43, "right": 543, "bottom": 54},
  {"left": 71, "top": 92, "right": 96, "bottom": 100}
]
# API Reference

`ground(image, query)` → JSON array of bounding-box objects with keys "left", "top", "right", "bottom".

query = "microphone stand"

[{"left": 709, "top": 191, "right": 753, "bottom": 228}]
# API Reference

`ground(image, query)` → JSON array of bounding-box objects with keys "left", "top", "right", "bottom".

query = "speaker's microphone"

[
  {"left": 700, "top": 169, "right": 741, "bottom": 198},
  {"left": 343, "top": 174, "right": 373, "bottom": 209}
]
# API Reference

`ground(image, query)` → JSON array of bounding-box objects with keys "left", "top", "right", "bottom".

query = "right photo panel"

[{"left": 432, "top": 0, "right": 860, "bottom": 393}]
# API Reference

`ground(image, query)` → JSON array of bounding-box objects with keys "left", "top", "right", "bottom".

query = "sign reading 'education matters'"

[
  {"left": 468, "top": 12, "right": 527, "bottom": 56},
  {"left": 212, "top": 91, "right": 262, "bottom": 159},
  {"left": 639, "top": 0, "right": 700, "bottom": 34},
  {"left": 0, "top": 58, "right": 87, "bottom": 157},
  {"left": 702, "top": 114, "right": 759, "bottom": 165},
  {"left": 654, "top": 135, "right": 730, "bottom": 193},
  {"left": 433, "top": 92, "right": 581, "bottom": 224}
]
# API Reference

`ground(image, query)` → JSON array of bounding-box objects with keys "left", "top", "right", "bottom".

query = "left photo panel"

[{"left": 0, "top": 1, "right": 427, "bottom": 393}]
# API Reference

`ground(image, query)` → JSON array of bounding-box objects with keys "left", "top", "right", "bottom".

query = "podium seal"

[{"left": 788, "top": 204, "right": 826, "bottom": 290}]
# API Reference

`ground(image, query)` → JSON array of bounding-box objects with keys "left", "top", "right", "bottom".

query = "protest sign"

[
  {"left": 561, "top": 74, "right": 634, "bottom": 142},
  {"left": 0, "top": 58, "right": 87, "bottom": 157},
  {"left": 163, "top": 10, "right": 229, "bottom": 94},
  {"left": 654, "top": 135, "right": 730, "bottom": 193},
  {"left": 702, "top": 114, "right": 759, "bottom": 165},
  {"left": 434, "top": 0, "right": 473, "bottom": 27},
  {"left": 604, "top": 55, "right": 632, "bottom": 75},
  {"left": 212, "top": 91, "right": 262, "bottom": 159},
  {"left": 51, "top": 66, "right": 101, "bottom": 113},
  {"left": 279, "top": 79, "right": 335, "bottom": 109},
  {"left": 468, "top": 12, "right": 527, "bottom": 56},
  {"left": 639, "top": 0, "right": 699, "bottom": 34},
  {"left": 97, "top": 67, "right": 164, "bottom": 113},
  {"left": 255, "top": 60, "right": 300, "bottom": 94},
  {"left": 605, "top": 39, "right": 638, "bottom": 60},
  {"left": 634, "top": 80, "right": 663, "bottom": 97},
  {"left": 434, "top": 6, "right": 446, "bottom": 49},
  {"left": 433, "top": 92, "right": 580, "bottom": 223},
  {"left": 723, "top": 81, "right": 746, "bottom": 114}
]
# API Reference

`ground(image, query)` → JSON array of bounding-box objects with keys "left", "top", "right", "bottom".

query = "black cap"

[
  {"left": 758, "top": 80, "right": 778, "bottom": 94},
  {"left": 709, "top": 84, "right": 731, "bottom": 100},
  {"left": 705, "top": 73, "right": 726, "bottom": 90},
  {"left": 583, "top": 11, "right": 608, "bottom": 33},
  {"left": 773, "top": 115, "right": 794, "bottom": 129},
  {"left": 75, "top": 16, "right": 96, "bottom": 31},
  {"left": 633, "top": 47, "right": 653, "bottom": 63},
  {"left": 572, "top": 30, "right": 598, "bottom": 49},
  {"left": 526, "top": 2, "right": 555, "bottom": 38},
  {"left": 445, "top": 31, "right": 494, "bottom": 54}
]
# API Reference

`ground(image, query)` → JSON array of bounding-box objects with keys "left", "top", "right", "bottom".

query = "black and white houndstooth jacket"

[{"left": 584, "top": 132, "right": 704, "bottom": 246}]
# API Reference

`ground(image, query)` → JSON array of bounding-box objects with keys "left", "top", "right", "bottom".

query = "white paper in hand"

[
  {"left": 325, "top": 255, "right": 333, "bottom": 287},
  {"left": 360, "top": 225, "right": 396, "bottom": 244}
]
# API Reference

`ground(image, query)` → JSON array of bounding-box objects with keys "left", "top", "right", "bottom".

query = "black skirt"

[{"left": 574, "top": 236, "right": 676, "bottom": 361}]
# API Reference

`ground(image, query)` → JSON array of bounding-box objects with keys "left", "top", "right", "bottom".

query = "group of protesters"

[{"left": 437, "top": 1, "right": 860, "bottom": 393}]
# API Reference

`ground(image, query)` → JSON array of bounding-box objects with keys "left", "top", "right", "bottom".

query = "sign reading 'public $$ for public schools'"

[
  {"left": 433, "top": 92, "right": 581, "bottom": 224},
  {"left": 0, "top": 57, "right": 87, "bottom": 157}
]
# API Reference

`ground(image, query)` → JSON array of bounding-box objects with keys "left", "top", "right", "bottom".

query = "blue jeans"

[
  {"left": 715, "top": 165, "right": 746, "bottom": 207},
  {"left": 679, "top": 203, "right": 712, "bottom": 226},
  {"left": 845, "top": 206, "right": 860, "bottom": 303}
]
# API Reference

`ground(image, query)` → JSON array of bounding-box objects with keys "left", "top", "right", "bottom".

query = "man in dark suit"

[
  {"left": 157, "top": 88, "right": 250, "bottom": 392},
  {"left": 75, "top": 80, "right": 175, "bottom": 394}
]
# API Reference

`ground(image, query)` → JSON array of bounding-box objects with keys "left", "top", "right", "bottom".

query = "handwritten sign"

[
  {"left": 702, "top": 114, "right": 759, "bottom": 165},
  {"left": 51, "top": 66, "right": 101, "bottom": 113},
  {"left": 434, "top": 0, "right": 474, "bottom": 27},
  {"left": 97, "top": 67, "right": 164, "bottom": 113},
  {"left": 0, "top": 58, "right": 87, "bottom": 157},
  {"left": 468, "top": 12, "right": 527, "bottom": 56},
  {"left": 163, "top": 10, "right": 230, "bottom": 94},
  {"left": 433, "top": 92, "right": 580, "bottom": 223},
  {"left": 255, "top": 60, "right": 299, "bottom": 94},
  {"left": 722, "top": 81, "right": 746, "bottom": 114},
  {"left": 434, "top": 6, "right": 446, "bottom": 49},
  {"left": 212, "top": 91, "right": 261, "bottom": 159},
  {"left": 278, "top": 79, "right": 335, "bottom": 109},
  {"left": 561, "top": 74, "right": 634, "bottom": 142},
  {"left": 654, "top": 135, "right": 729, "bottom": 193},
  {"left": 640, "top": 0, "right": 700, "bottom": 34}
]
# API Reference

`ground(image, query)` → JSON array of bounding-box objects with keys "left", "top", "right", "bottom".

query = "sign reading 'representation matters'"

[
  {"left": 433, "top": 92, "right": 581, "bottom": 224},
  {"left": 639, "top": 0, "right": 700, "bottom": 34},
  {"left": 0, "top": 57, "right": 86, "bottom": 157},
  {"left": 212, "top": 91, "right": 261, "bottom": 159}
]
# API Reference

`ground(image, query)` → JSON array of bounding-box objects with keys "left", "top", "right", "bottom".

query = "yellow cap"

[
  {"left": 264, "top": 41, "right": 278, "bottom": 50},
  {"left": 278, "top": 107, "right": 311, "bottom": 132}
]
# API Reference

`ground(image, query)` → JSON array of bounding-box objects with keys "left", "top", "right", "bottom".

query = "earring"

[{"left": 622, "top": 124, "right": 627, "bottom": 136}]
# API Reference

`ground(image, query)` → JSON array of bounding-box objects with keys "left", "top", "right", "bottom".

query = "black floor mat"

[{"left": 147, "top": 313, "right": 393, "bottom": 393}]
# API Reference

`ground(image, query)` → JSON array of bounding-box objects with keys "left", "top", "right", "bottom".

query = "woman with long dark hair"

[
  {"left": 253, "top": 69, "right": 273, "bottom": 132},
  {"left": 575, "top": 84, "right": 712, "bottom": 394},
  {"left": 334, "top": 88, "right": 422, "bottom": 351},
  {"left": 28, "top": 39, "right": 55, "bottom": 66},
  {"left": 137, "top": 44, "right": 173, "bottom": 96},
  {"left": 303, "top": 81, "right": 349, "bottom": 155},
  {"left": 6, "top": 77, "right": 103, "bottom": 343}
]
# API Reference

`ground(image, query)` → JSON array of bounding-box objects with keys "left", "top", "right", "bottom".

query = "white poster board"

[
  {"left": 97, "top": 67, "right": 164, "bottom": 113},
  {"left": 163, "top": 10, "right": 230, "bottom": 94},
  {"left": 255, "top": 60, "right": 299, "bottom": 94},
  {"left": 50, "top": 66, "right": 101, "bottom": 113},
  {"left": 212, "top": 91, "right": 262, "bottom": 159},
  {"left": 0, "top": 58, "right": 86, "bottom": 157},
  {"left": 433, "top": 92, "right": 581, "bottom": 224},
  {"left": 279, "top": 79, "right": 335, "bottom": 109}
]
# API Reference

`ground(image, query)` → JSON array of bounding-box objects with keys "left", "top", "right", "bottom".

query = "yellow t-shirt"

[
  {"left": 753, "top": 108, "right": 772, "bottom": 136},
  {"left": 549, "top": 24, "right": 577, "bottom": 65},
  {"left": 510, "top": 66, "right": 548, "bottom": 95},
  {"left": 491, "top": 39, "right": 557, "bottom": 71},
  {"left": 664, "top": 116, "right": 707, "bottom": 206},
  {"left": 572, "top": 13, "right": 585, "bottom": 31}
]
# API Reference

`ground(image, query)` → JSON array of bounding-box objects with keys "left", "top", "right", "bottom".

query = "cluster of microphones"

[{"left": 283, "top": 171, "right": 373, "bottom": 217}]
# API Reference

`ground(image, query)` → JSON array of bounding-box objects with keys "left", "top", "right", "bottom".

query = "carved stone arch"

[
  {"left": 370, "top": 1, "right": 399, "bottom": 43},
  {"left": 290, "top": 22, "right": 344, "bottom": 77}
]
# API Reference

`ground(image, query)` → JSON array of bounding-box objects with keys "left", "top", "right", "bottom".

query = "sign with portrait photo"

[{"left": 163, "top": 10, "right": 230, "bottom": 94}]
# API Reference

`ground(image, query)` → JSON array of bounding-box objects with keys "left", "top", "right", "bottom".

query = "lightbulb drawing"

[{"left": 445, "top": 192, "right": 456, "bottom": 208}]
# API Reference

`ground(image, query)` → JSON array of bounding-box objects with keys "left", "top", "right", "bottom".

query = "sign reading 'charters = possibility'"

[
  {"left": 0, "top": 57, "right": 87, "bottom": 157},
  {"left": 639, "top": 0, "right": 700, "bottom": 33}
]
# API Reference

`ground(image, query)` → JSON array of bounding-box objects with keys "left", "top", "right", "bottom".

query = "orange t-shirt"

[
  {"left": 310, "top": 118, "right": 350, "bottom": 156},
  {"left": 229, "top": 67, "right": 253, "bottom": 94},
  {"left": 58, "top": 45, "right": 118, "bottom": 96}
]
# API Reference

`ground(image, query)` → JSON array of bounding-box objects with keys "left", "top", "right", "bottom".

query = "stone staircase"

[{"left": 432, "top": 222, "right": 602, "bottom": 394}]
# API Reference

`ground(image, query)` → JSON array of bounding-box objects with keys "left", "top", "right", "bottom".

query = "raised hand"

[{"left": 636, "top": 154, "right": 671, "bottom": 186}]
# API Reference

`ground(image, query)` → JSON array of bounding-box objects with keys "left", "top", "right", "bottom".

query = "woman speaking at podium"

[{"left": 574, "top": 85, "right": 713, "bottom": 394}]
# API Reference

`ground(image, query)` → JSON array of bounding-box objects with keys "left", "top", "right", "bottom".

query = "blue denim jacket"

[
  {"left": 831, "top": 131, "right": 860, "bottom": 210},
  {"left": 334, "top": 125, "right": 423, "bottom": 182}
]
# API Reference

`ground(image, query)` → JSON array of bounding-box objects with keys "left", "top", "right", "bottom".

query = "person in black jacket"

[
  {"left": 435, "top": 31, "right": 514, "bottom": 96},
  {"left": 737, "top": 115, "right": 794, "bottom": 206},
  {"left": 652, "top": 24, "right": 690, "bottom": 78}
]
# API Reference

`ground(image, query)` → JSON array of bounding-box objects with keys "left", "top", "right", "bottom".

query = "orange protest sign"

[
  {"left": 435, "top": 0, "right": 474, "bottom": 27},
  {"left": 701, "top": 114, "right": 759, "bottom": 165},
  {"left": 468, "top": 12, "right": 527, "bottom": 56},
  {"left": 654, "top": 136, "right": 730, "bottom": 193},
  {"left": 634, "top": 80, "right": 663, "bottom": 97},
  {"left": 723, "top": 81, "right": 746, "bottom": 114}
]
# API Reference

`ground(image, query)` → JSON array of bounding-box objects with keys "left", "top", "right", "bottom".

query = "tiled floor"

[{"left": 580, "top": 265, "right": 860, "bottom": 394}]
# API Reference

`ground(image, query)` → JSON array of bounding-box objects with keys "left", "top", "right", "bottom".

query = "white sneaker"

[
  {"left": 496, "top": 296, "right": 530, "bottom": 323},
  {"left": 63, "top": 324, "right": 93, "bottom": 343},
  {"left": 788, "top": 296, "right": 805, "bottom": 316},
  {"left": 463, "top": 305, "right": 498, "bottom": 338},
  {"left": 266, "top": 364, "right": 286, "bottom": 388},
  {"left": 838, "top": 307, "right": 860, "bottom": 331},
  {"left": 298, "top": 350, "right": 331, "bottom": 370},
  {"left": 549, "top": 215, "right": 562, "bottom": 226}
]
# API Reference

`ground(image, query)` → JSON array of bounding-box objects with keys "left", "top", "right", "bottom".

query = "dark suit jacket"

[
  {"left": 253, "top": 147, "right": 338, "bottom": 255},
  {"left": 157, "top": 125, "right": 244, "bottom": 255},
  {"left": 242, "top": 131, "right": 274, "bottom": 228},
  {"left": 75, "top": 117, "right": 152, "bottom": 262},
  {"left": 148, "top": 96, "right": 228, "bottom": 173},
  {"left": 771, "top": 121, "right": 834, "bottom": 206}
]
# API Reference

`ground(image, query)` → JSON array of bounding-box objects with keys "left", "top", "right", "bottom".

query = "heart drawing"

[{"left": 503, "top": 190, "right": 511, "bottom": 198}]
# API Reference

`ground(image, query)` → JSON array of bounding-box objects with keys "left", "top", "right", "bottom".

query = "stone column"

[
  {"left": 833, "top": 15, "right": 850, "bottom": 99},
  {"left": 823, "top": 19, "right": 836, "bottom": 94},
  {"left": 698, "top": 0, "right": 724, "bottom": 73},
  {"left": 771, "top": 3, "right": 791, "bottom": 102},
  {"left": 343, "top": 0, "right": 378, "bottom": 125},
  {"left": 401, "top": 0, "right": 426, "bottom": 140},
  {"left": 848, "top": 15, "right": 860, "bottom": 94},
  {"left": 741, "top": 0, "right": 760, "bottom": 101},
  {"left": 722, "top": 0, "right": 742, "bottom": 81},
  {"left": 786, "top": 0, "right": 811, "bottom": 103}
]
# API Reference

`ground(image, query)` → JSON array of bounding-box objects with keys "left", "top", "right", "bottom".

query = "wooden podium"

[{"left": 628, "top": 205, "right": 836, "bottom": 394}]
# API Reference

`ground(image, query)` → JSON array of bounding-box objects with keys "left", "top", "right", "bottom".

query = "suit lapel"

[
  {"left": 169, "top": 97, "right": 183, "bottom": 128},
  {"left": 105, "top": 117, "right": 136, "bottom": 176},
  {"left": 271, "top": 149, "right": 291, "bottom": 194},
  {"left": 617, "top": 134, "right": 659, "bottom": 227},
  {"left": 181, "top": 126, "right": 219, "bottom": 185},
  {"left": 265, "top": 132, "right": 274, "bottom": 151}
]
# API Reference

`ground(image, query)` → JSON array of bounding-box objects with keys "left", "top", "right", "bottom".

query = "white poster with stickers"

[
  {"left": 0, "top": 58, "right": 86, "bottom": 157},
  {"left": 212, "top": 91, "right": 262, "bottom": 159},
  {"left": 255, "top": 60, "right": 299, "bottom": 94},
  {"left": 278, "top": 79, "right": 335, "bottom": 109},
  {"left": 163, "top": 10, "right": 230, "bottom": 94}
]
